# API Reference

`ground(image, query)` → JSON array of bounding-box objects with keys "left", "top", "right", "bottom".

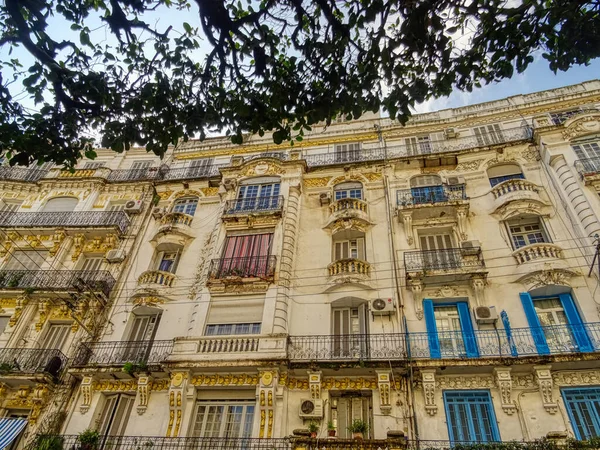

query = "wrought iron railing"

[
  {"left": 158, "top": 164, "right": 226, "bottom": 181},
  {"left": 304, "top": 147, "right": 385, "bottom": 167},
  {"left": 208, "top": 255, "right": 277, "bottom": 279},
  {"left": 244, "top": 152, "right": 290, "bottom": 162},
  {"left": 397, "top": 185, "right": 466, "bottom": 206},
  {"left": 223, "top": 196, "right": 284, "bottom": 215},
  {"left": 43, "top": 435, "right": 291, "bottom": 450},
  {"left": 575, "top": 157, "right": 600, "bottom": 177},
  {"left": 386, "top": 126, "right": 532, "bottom": 159},
  {"left": 107, "top": 167, "right": 164, "bottom": 182},
  {"left": 404, "top": 248, "right": 484, "bottom": 272},
  {"left": 0, "top": 167, "right": 48, "bottom": 182},
  {"left": 0, "top": 348, "right": 67, "bottom": 378},
  {"left": 288, "top": 334, "right": 407, "bottom": 361},
  {"left": 0, "top": 270, "right": 116, "bottom": 296},
  {"left": 72, "top": 340, "right": 174, "bottom": 367},
  {"left": 0, "top": 211, "right": 130, "bottom": 234}
]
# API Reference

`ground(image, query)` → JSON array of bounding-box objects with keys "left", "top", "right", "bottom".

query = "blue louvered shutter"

[
  {"left": 520, "top": 292, "right": 550, "bottom": 355},
  {"left": 457, "top": 302, "right": 479, "bottom": 357},
  {"left": 559, "top": 293, "right": 593, "bottom": 352},
  {"left": 423, "top": 299, "right": 440, "bottom": 359}
]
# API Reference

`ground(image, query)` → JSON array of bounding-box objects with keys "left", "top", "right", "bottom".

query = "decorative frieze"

[
  {"left": 436, "top": 375, "right": 495, "bottom": 390},
  {"left": 553, "top": 370, "right": 600, "bottom": 386}
]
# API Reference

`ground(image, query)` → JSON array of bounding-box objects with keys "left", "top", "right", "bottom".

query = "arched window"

[
  {"left": 172, "top": 197, "right": 198, "bottom": 216},
  {"left": 487, "top": 164, "right": 524, "bottom": 187},
  {"left": 334, "top": 182, "right": 363, "bottom": 201},
  {"left": 409, "top": 175, "right": 444, "bottom": 204},
  {"left": 43, "top": 197, "right": 78, "bottom": 212}
]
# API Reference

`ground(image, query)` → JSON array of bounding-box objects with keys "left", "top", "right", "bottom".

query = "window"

[
  {"left": 405, "top": 135, "right": 432, "bottom": 155},
  {"left": 107, "top": 202, "right": 126, "bottom": 212},
  {"left": 97, "top": 394, "right": 135, "bottom": 436},
  {"left": 334, "top": 143, "right": 361, "bottom": 162},
  {"left": 487, "top": 163, "right": 524, "bottom": 187},
  {"left": 187, "top": 158, "right": 213, "bottom": 177},
  {"left": 1, "top": 201, "right": 22, "bottom": 212},
  {"left": 83, "top": 162, "right": 105, "bottom": 169},
  {"left": 423, "top": 300, "right": 479, "bottom": 358},
  {"left": 43, "top": 323, "right": 71, "bottom": 350},
  {"left": 562, "top": 388, "right": 600, "bottom": 440},
  {"left": 79, "top": 256, "right": 104, "bottom": 271},
  {"left": 330, "top": 393, "right": 372, "bottom": 439},
  {"left": 334, "top": 238, "right": 365, "bottom": 261},
  {"left": 156, "top": 251, "right": 180, "bottom": 273},
  {"left": 334, "top": 182, "right": 363, "bottom": 201},
  {"left": 42, "top": 197, "right": 78, "bottom": 212},
  {"left": 572, "top": 141, "right": 600, "bottom": 160},
  {"left": 332, "top": 306, "right": 368, "bottom": 358},
  {"left": 205, "top": 323, "right": 261, "bottom": 336},
  {"left": 236, "top": 179, "right": 281, "bottom": 211},
  {"left": 128, "top": 314, "right": 160, "bottom": 341},
  {"left": 507, "top": 216, "right": 548, "bottom": 249},
  {"left": 130, "top": 160, "right": 153, "bottom": 170},
  {"left": 172, "top": 197, "right": 198, "bottom": 216},
  {"left": 4, "top": 250, "right": 48, "bottom": 270},
  {"left": 219, "top": 233, "right": 273, "bottom": 277},
  {"left": 418, "top": 233, "right": 459, "bottom": 269},
  {"left": 473, "top": 124, "right": 504, "bottom": 146},
  {"left": 409, "top": 175, "right": 445, "bottom": 203},
  {"left": 444, "top": 391, "right": 500, "bottom": 444},
  {"left": 520, "top": 292, "right": 592, "bottom": 355},
  {"left": 191, "top": 401, "right": 255, "bottom": 438}
]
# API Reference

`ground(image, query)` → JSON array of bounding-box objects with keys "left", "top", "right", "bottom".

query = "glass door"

[
  {"left": 534, "top": 298, "right": 576, "bottom": 351},
  {"left": 420, "top": 233, "right": 456, "bottom": 270},
  {"left": 332, "top": 307, "right": 368, "bottom": 359},
  {"left": 434, "top": 306, "right": 466, "bottom": 357}
]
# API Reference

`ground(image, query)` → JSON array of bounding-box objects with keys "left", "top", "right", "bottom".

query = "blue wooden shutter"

[
  {"left": 423, "top": 299, "right": 441, "bottom": 359},
  {"left": 501, "top": 310, "right": 518, "bottom": 357},
  {"left": 559, "top": 293, "right": 593, "bottom": 352},
  {"left": 520, "top": 292, "right": 550, "bottom": 355},
  {"left": 457, "top": 302, "right": 479, "bottom": 357}
]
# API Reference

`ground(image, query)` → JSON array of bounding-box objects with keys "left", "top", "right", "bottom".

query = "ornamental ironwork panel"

[
  {"left": 107, "top": 167, "right": 163, "bottom": 182},
  {"left": 223, "top": 196, "right": 284, "bottom": 215},
  {"left": 159, "top": 164, "right": 226, "bottom": 181},
  {"left": 0, "top": 167, "right": 48, "bottom": 182},
  {"left": 0, "top": 270, "right": 116, "bottom": 296},
  {"left": 0, "top": 348, "right": 67, "bottom": 377},
  {"left": 304, "top": 147, "right": 386, "bottom": 167},
  {"left": 403, "top": 248, "right": 484, "bottom": 272},
  {"left": 397, "top": 185, "right": 467, "bottom": 206},
  {"left": 72, "top": 340, "right": 174, "bottom": 367},
  {"left": 0, "top": 211, "right": 130, "bottom": 234},
  {"left": 208, "top": 256, "right": 277, "bottom": 279}
]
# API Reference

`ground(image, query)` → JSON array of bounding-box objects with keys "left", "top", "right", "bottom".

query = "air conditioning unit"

[
  {"left": 461, "top": 240, "right": 481, "bottom": 255},
  {"left": 299, "top": 398, "right": 324, "bottom": 419},
  {"left": 152, "top": 207, "right": 165, "bottom": 219},
  {"left": 474, "top": 306, "right": 498, "bottom": 324},
  {"left": 124, "top": 200, "right": 143, "bottom": 214},
  {"left": 223, "top": 178, "right": 237, "bottom": 191},
  {"left": 105, "top": 249, "right": 126, "bottom": 263},
  {"left": 319, "top": 192, "right": 331, "bottom": 205},
  {"left": 371, "top": 298, "right": 395, "bottom": 315},
  {"left": 444, "top": 127, "right": 459, "bottom": 139},
  {"left": 446, "top": 175, "right": 465, "bottom": 185}
]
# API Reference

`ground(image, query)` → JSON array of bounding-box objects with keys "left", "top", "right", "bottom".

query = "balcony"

[
  {"left": 171, "top": 335, "right": 286, "bottom": 362},
  {"left": 304, "top": 147, "right": 386, "bottom": 167},
  {"left": 244, "top": 151, "right": 290, "bottom": 163},
  {"left": 154, "top": 212, "right": 194, "bottom": 242},
  {"left": 137, "top": 270, "right": 175, "bottom": 288},
  {"left": 0, "top": 167, "right": 48, "bottom": 182},
  {"left": 328, "top": 258, "right": 371, "bottom": 278},
  {"left": 0, "top": 270, "right": 115, "bottom": 296},
  {"left": 386, "top": 125, "right": 532, "bottom": 159},
  {"left": 0, "top": 211, "right": 130, "bottom": 234},
  {"left": 575, "top": 157, "right": 600, "bottom": 185},
  {"left": 0, "top": 348, "right": 67, "bottom": 380},
  {"left": 157, "top": 164, "right": 225, "bottom": 182},
  {"left": 222, "top": 196, "right": 284, "bottom": 226},
  {"left": 404, "top": 248, "right": 485, "bottom": 283},
  {"left": 491, "top": 179, "right": 545, "bottom": 211},
  {"left": 513, "top": 243, "right": 564, "bottom": 265},
  {"left": 288, "top": 334, "right": 406, "bottom": 362},
  {"left": 397, "top": 185, "right": 467, "bottom": 208},
  {"left": 72, "top": 340, "right": 173, "bottom": 368},
  {"left": 106, "top": 167, "right": 164, "bottom": 182},
  {"left": 326, "top": 198, "right": 370, "bottom": 229},
  {"left": 208, "top": 256, "right": 277, "bottom": 280}
]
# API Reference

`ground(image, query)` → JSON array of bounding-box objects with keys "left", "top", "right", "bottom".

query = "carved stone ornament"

[
  {"left": 400, "top": 211, "right": 414, "bottom": 246},
  {"left": 303, "top": 177, "right": 332, "bottom": 188},
  {"left": 552, "top": 370, "right": 600, "bottom": 386},
  {"left": 534, "top": 366, "right": 557, "bottom": 414},
  {"left": 436, "top": 375, "right": 495, "bottom": 390},
  {"left": 308, "top": 371, "right": 321, "bottom": 400},
  {"left": 519, "top": 269, "right": 575, "bottom": 291},
  {"left": 432, "top": 285, "right": 461, "bottom": 298},
  {"left": 410, "top": 279, "right": 424, "bottom": 320},
  {"left": 494, "top": 368, "right": 516, "bottom": 415},
  {"left": 258, "top": 369, "right": 278, "bottom": 438},
  {"left": 377, "top": 370, "right": 392, "bottom": 415},
  {"left": 80, "top": 376, "right": 93, "bottom": 414},
  {"left": 166, "top": 371, "right": 188, "bottom": 437},
  {"left": 421, "top": 370, "right": 437, "bottom": 416},
  {"left": 561, "top": 115, "right": 600, "bottom": 141},
  {"left": 136, "top": 376, "right": 152, "bottom": 415}
]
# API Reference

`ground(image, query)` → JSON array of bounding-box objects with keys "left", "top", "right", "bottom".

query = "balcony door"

[
  {"left": 332, "top": 306, "right": 368, "bottom": 359},
  {"left": 334, "top": 143, "right": 361, "bottom": 163},
  {"left": 423, "top": 300, "right": 478, "bottom": 358},
  {"left": 237, "top": 180, "right": 280, "bottom": 211},
  {"left": 434, "top": 305, "right": 466, "bottom": 357},
  {"left": 410, "top": 175, "right": 445, "bottom": 204},
  {"left": 419, "top": 233, "right": 457, "bottom": 270},
  {"left": 333, "top": 394, "right": 372, "bottom": 439},
  {"left": 220, "top": 233, "right": 273, "bottom": 277},
  {"left": 43, "top": 323, "right": 71, "bottom": 351},
  {"left": 122, "top": 314, "right": 160, "bottom": 362},
  {"left": 80, "top": 256, "right": 103, "bottom": 272},
  {"left": 191, "top": 400, "right": 255, "bottom": 447},
  {"left": 98, "top": 394, "right": 135, "bottom": 439},
  {"left": 187, "top": 158, "right": 213, "bottom": 177}
]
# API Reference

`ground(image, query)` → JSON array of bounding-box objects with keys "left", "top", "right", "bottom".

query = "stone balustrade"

[
  {"left": 137, "top": 270, "right": 175, "bottom": 287},
  {"left": 513, "top": 243, "right": 563, "bottom": 264},
  {"left": 491, "top": 178, "right": 540, "bottom": 199},
  {"left": 328, "top": 259, "right": 371, "bottom": 277},
  {"left": 197, "top": 336, "right": 260, "bottom": 353},
  {"left": 329, "top": 198, "right": 368, "bottom": 214},
  {"left": 160, "top": 212, "right": 193, "bottom": 227}
]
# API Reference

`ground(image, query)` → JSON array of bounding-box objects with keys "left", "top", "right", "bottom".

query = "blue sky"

[{"left": 413, "top": 58, "right": 600, "bottom": 114}]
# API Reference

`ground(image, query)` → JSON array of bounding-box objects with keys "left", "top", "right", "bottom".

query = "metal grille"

[
  {"left": 0, "top": 211, "right": 130, "bottom": 234},
  {"left": 72, "top": 340, "right": 174, "bottom": 367},
  {"left": 575, "top": 157, "right": 600, "bottom": 177},
  {"left": 0, "top": 348, "right": 67, "bottom": 377},
  {"left": 287, "top": 334, "right": 407, "bottom": 361},
  {"left": 397, "top": 185, "right": 466, "bottom": 206},
  {"left": 107, "top": 168, "right": 163, "bottom": 182},
  {"left": 224, "top": 196, "right": 283, "bottom": 214},
  {"left": 0, "top": 167, "right": 48, "bottom": 182},
  {"left": 403, "top": 248, "right": 484, "bottom": 272},
  {"left": 159, "top": 164, "right": 226, "bottom": 181},
  {"left": 208, "top": 256, "right": 277, "bottom": 279},
  {"left": 0, "top": 270, "right": 116, "bottom": 296}
]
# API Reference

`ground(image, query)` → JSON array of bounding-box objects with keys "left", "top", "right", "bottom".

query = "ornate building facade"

[{"left": 2, "top": 80, "right": 600, "bottom": 449}]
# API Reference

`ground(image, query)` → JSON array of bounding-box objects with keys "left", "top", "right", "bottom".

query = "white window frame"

[
  {"left": 473, "top": 124, "right": 504, "bottom": 146},
  {"left": 205, "top": 323, "right": 261, "bottom": 336},
  {"left": 43, "top": 323, "right": 72, "bottom": 350},
  {"left": 79, "top": 256, "right": 104, "bottom": 271},
  {"left": 172, "top": 197, "right": 199, "bottom": 216},
  {"left": 97, "top": 394, "right": 135, "bottom": 436},
  {"left": 572, "top": 141, "right": 600, "bottom": 160},
  {"left": 507, "top": 217, "right": 549, "bottom": 249},
  {"left": 155, "top": 250, "right": 181, "bottom": 273},
  {"left": 405, "top": 135, "right": 432, "bottom": 155},
  {"left": 334, "top": 143, "right": 361, "bottom": 162},
  {"left": 191, "top": 401, "right": 255, "bottom": 438},
  {"left": 333, "top": 238, "right": 365, "bottom": 261},
  {"left": 130, "top": 160, "right": 154, "bottom": 170},
  {"left": 83, "top": 162, "right": 105, "bottom": 170}
]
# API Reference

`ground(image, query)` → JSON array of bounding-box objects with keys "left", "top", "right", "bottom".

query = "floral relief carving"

[
  {"left": 553, "top": 371, "right": 600, "bottom": 386},
  {"left": 422, "top": 370, "right": 437, "bottom": 416},
  {"left": 561, "top": 115, "right": 600, "bottom": 141},
  {"left": 436, "top": 375, "right": 495, "bottom": 389},
  {"left": 303, "top": 177, "right": 332, "bottom": 188},
  {"left": 494, "top": 368, "right": 516, "bottom": 415},
  {"left": 535, "top": 366, "right": 557, "bottom": 414}
]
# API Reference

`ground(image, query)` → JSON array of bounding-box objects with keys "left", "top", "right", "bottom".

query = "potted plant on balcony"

[
  {"left": 347, "top": 419, "right": 369, "bottom": 440},
  {"left": 0, "top": 362, "right": 14, "bottom": 373},
  {"left": 327, "top": 420, "right": 336, "bottom": 437},
  {"left": 76, "top": 429, "right": 99, "bottom": 450},
  {"left": 35, "top": 435, "right": 64, "bottom": 450},
  {"left": 122, "top": 362, "right": 136, "bottom": 376},
  {"left": 307, "top": 421, "right": 319, "bottom": 438}
]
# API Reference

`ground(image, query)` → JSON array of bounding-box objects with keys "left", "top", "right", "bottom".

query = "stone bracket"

[
  {"left": 80, "top": 376, "right": 93, "bottom": 414},
  {"left": 166, "top": 371, "right": 188, "bottom": 437},
  {"left": 535, "top": 366, "right": 557, "bottom": 414},
  {"left": 258, "top": 370, "right": 278, "bottom": 439},
  {"left": 377, "top": 370, "right": 392, "bottom": 415},
  {"left": 421, "top": 369, "right": 437, "bottom": 416},
  {"left": 308, "top": 371, "right": 321, "bottom": 400},
  {"left": 410, "top": 279, "right": 424, "bottom": 320},
  {"left": 494, "top": 368, "right": 516, "bottom": 415},
  {"left": 399, "top": 211, "right": 414, "bottom": 246},
  {"left": 136, "top": 376, "right": 153, "bottom": 415}
]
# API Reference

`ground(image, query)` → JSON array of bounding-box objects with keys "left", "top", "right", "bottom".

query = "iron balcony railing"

[
  {"left": 397, "top": 185, "right": 467, "bottom": 206},
  {"left": 575, "top": 157, "right": 600, "bottom": 177},
  {"left": 72, "top": 340, "right": 174, "bottom": 367},
  {"left": 0, "top": 270, "right": 116, "bottom": 297},
  {"left": 0, "top": 167, "right": 48, "bottom": 182},
  {"left": 44, "top": 435, "right": 291, "bottom": 450},
  {"left": 158, "top": 164, "right": 226, "bottom": 181},
  {"left": 304, "top": 147, "right": 385, "bottom": 167},
  {"left": 106, "top": 167, "right": 164, "bottom": 182},
  {"left": 287, "top": 334, "right": 407, "bottom": 361},
  {"left": 404, "top": 248, "right": 484, "bottom": 272},
  {"left": 208, "top": 255, "right": 277, "bottom": 279},
  {"left": 0, "top": 348, "right": 67, "bottom": 379},
  {"left": 223, "top": 195, "right": 284, "bottom": 215},
  {"left": 0, "top": 211, "right": 130, "bottom": 234}
]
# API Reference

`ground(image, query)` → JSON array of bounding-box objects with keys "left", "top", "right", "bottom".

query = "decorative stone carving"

[
  {"left": 303, "top": 177, "right": 332, "bottom": 188},
  {"left": 49, "top": 230, "right": 67, "bottom": 257},
  {"left": 561, "top": 115, "right": 600, "bottom": 141},
  {"left": 136, "top": 376, "right": 152, "bottom": 415},
  {"left": 535, "top": 366, "right": 557, "bottom": 414},
  {"left": 71, "top": 234, "right": 85, "bottom": 261},
  {"left": 377, "top": 370, "right": 392, "bottom": 415},
  {"left": 9, "top": 295, "right": 28, "bottom": 327},
  {"left": 432, "top": 285, "right": 461, "bottom": 298},
  {"left": 80, "top": 376, "right": 93, "bottom": 414},
  {"left": 329, "top": 217, "right": 370, "bottom": 234},
  {"left": 308, "top": 371, "right": 321, "bottom": 400},
  {"left": 422, "top": 370, "right": 437, "bottom": 416},
  {"left": 470, "top": 276, "right": 486, "bottom": 307},
  {"left": 35, "top": 299, "right": 51, "bottom": 332},
  {"left": 410, "top": 279, "right": 424, "bottom": 320},
  {"left": 553, "top": 370, "right": 600, "bottom": 386},
  {"left": 456, "top": 206, "right": 468, "bottom": 241},
  {"left": 166, "top": 371, "right": 188, "bottom": 437},
  {"left": 436, "top": 375, "right": 495, "bottom": 389},
  {"left": 258, "top": 370, "right": 277, "bottom": 438},
  {"left": 494, "top": 368, "right": 516, "bottom": 415},
  {"left": 191, "top": 373, "right": 260, "bottom": 387},
  {"left": 400, "top": 211, "right": 414, "bottom": 245},
  {"left": 519, "top": 269, "right": 575, "bottom": 291}
]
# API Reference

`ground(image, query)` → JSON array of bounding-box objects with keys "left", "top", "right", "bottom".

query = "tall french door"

[
  {"left": 237, "top": 183, "right": 280, "bottom": 210},
  {"left": 98, "top": 394, "right": 135, "bottom": 438},
  {"left": 332, "top": 306, "right": 368, "bottom": 359},
  {"left": 122, "top": 314, "right": 160, "bottom": 362},
  {"left": 419, "top": 233, "right": 457, "bottom": 270},
  {"left": 333, "top": 394, "right": 372, "bottom": 439},
  {"left": 220, "top": 233, "right": 274, "bottom": 277}
]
